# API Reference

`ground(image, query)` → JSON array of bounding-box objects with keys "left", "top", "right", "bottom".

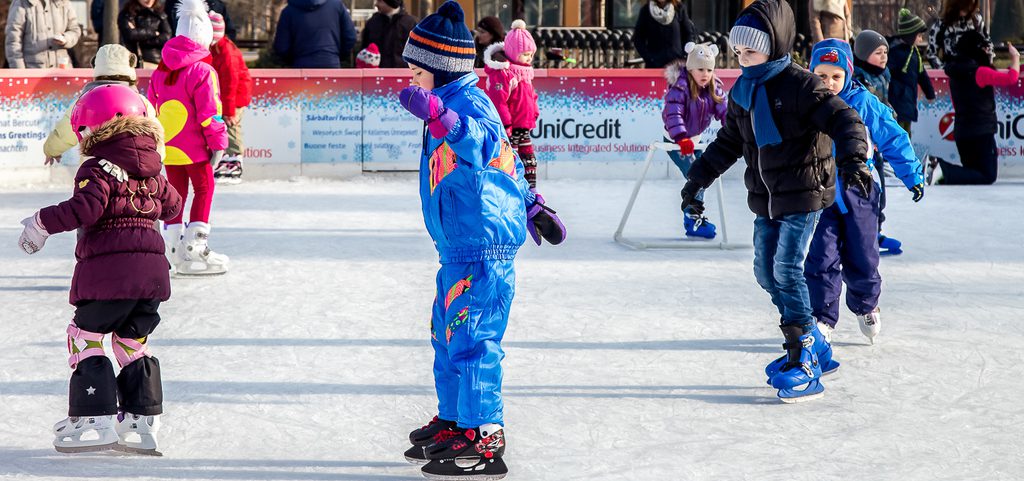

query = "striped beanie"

[
  {"left": 402, "top": 1, "right": 476, "bottom": 87},
  {"left": 896, "top": 8, "right": 927, "bottom": 36},
  {"left": 729, "top": 14, "right": 771, "bottom": 56},
  {"left": 209, "top": 12, "right": 225, "bottom": 45}
]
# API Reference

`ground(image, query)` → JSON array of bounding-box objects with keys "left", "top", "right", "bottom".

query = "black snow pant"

[
  {"left": 940, "top": 134, "right": 999, "bottom": 185},
  {"left": 69, "top": 299, "right": 163, "bottom": 417}
]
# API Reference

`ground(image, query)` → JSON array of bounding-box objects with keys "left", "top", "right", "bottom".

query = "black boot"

[
  {"left": 405, "top": 416, "right": 459, "bottom": 464},
  {"left": 421, "top": 425, "right": 507, "bottom": 480}
]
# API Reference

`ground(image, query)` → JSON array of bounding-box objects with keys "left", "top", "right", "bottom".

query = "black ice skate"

[
  {"left": 420, "top": 425, "right": 507, "bottom": 480},
  {"left": 405, "top": 416, "right": 459, "bottom": 464}
]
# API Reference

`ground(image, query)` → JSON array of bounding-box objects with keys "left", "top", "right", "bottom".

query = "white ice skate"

[
  {"left": 162, "top": 223, "right": 185, "bottom": 274},
  {"left": 857, "top": 308, "right": 881, "bottom": 344},
  {"left": 175, "top": 222, "right": 229, "bottom": 276},
  {"left": 53, "top": 415, "right": 119, "bottom": 453},
  {"left": 115, "top": 413, "right": 162, "bottom": 456},
  {"left": 214, "top": 156, "right": 244, "bottom": 185}
]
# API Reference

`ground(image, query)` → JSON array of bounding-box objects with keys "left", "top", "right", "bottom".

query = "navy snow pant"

[
  {"left": 431, "top": 260, "right": 514, "bottom": 429},
  {"left": 805, "top": 183, "right": 882, "bottom": 328}
]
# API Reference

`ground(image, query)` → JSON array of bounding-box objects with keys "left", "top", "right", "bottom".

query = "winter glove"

[
  {"left": 910, "top": 183, "right": 925, "bottom": 202},
  {"left": 679, "top": 182, "right": 705, "bottom": 215},
  {"left": 676, "top": 138, "right": 695, "bottom": 156},
  {"left": 527, "top": 189, "right": 566, "bottom": 246},
  {"left": 19, "top": 212, "right": 49, "bottom": 255},
  {"left": 399, "top": 86, "right": 459, "bottom": 139},
  {"left": 840, "top": 161, "right": 873, "bottom": 199}
]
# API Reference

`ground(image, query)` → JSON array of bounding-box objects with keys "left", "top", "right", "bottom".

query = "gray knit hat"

[
  {"left": 854, "top": 30, "right": 888, "bottom": 61},
  {"left": 685, "top": 42, "right": 720, "bottom": 71}
]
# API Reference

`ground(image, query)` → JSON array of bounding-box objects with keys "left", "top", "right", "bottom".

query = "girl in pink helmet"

[
  {"left": 148, "top": 0, "right": 230, "bottom": 276},
  {"left": 18, "top": 83, "right": 181, "bottom": 456}
]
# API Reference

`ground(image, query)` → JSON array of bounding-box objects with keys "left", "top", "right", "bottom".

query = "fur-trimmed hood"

[
  {"left": 664, "top": 58, "right": 687, "bottom": 85},
  {"left": 483, "top": 42, "right": 510, "bottom": 70},
  {"left": 81, "top": 115, "right": 165, "bottom": 178}
]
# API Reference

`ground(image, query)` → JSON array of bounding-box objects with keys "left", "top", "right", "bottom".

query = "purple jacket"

[
  {"left": 661, "top": 61, "right": 728, "bottom": 142},
  {"left": 38, "top": 116, "right": 182, "bottom": 305}
]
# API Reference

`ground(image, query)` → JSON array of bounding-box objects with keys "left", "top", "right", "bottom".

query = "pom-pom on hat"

[
  {"left": 357, "top": 43, "right": 382, "bottom": 68},
  {"left": 176, "top": 0, "right": 213, "bottom": 48},
  {"left": 402, "top": 0, "right": 476, "bottom": 87},
  {"left": 729, "top": 14, "right": 771, "bottom": 56},
  {"left": 896, "top": 8, "right": 927, "bottom": 36},
  {"left": 503, "top": 19, "right": 536, "bottom": 62},
  {"left": 209, "top": 11, "right": 226, "bottom": 44}
]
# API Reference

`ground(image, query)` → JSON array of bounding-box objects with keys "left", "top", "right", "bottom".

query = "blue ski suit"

[{"left": 418, "top": 72, "right": 535, "bottom": 428}]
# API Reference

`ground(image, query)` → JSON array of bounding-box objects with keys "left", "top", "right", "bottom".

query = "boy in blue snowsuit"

[
  {"left": 680, "top": 0, "right": 871, "bottom": 403},
  {"left": 396, "top": 2, "right": 565, "bottom": 479},
  {"left": 807, "top": 39, "right": 925, "bottom": 345}
]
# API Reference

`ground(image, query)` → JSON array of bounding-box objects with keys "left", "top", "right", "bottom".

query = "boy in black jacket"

[{"left": 679, "top": 0, "right": 871, "bottom": 403}]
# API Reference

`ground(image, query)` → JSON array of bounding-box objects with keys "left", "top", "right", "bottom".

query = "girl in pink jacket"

[
  {"left": 148, "top": 0, "right": 229, "bottom": 276},
  {"left": 484, "top": 20, "right": 540, "bottom": 187}
]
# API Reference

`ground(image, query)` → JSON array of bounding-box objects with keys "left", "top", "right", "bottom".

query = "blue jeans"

[
  {"left": 664, "top": 136, "right": 705, "bottom": 213},
  {"left": 753, "top": 211, "right": 822, "bottom": 328}
]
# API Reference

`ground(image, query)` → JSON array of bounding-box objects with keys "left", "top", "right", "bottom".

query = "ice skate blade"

[
  {"left": 406, "top": 455, "right": 429, "bottom": 465},
  {"left": 172, "top": 268, "right": 227, "bottom": 278},
  {"left": 115, "top": 443, "right": 163, "bottom": 456},
  {"left": 779, "top": 391, "right": 825, "bottom": 403},
  {"left": 215, "top": 178, "right": 242, "bottom": 186},
  {"left": 54, "top": 442, "right": 119, "bottom": 454}
]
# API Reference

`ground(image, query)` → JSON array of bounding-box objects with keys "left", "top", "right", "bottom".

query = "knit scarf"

[
  {"left": 731, "top": 54, "right": 790, "bottom": 148},
  {"left": 508, "top": 59, "right": 535, "bottom": 84},
  {"left": 649, "top": 2, "right": 675, "bottom": 26}
]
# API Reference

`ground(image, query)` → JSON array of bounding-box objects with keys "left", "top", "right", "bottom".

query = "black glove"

[
  {"left": 840, "top": 162, "right": 873, "bottom": 199},
  {"left": 680, "top": 182, "right": 704, "bottom": 215},
  {"left": 910, "top": 183, "right": 924, "bottom": 202}
]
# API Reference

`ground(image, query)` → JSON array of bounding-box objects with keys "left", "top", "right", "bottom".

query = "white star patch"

[{"left": 86, "top": 386, "right": 96, "bottom": 395}]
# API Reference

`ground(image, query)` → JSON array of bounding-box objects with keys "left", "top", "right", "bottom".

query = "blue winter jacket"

[
  {"left": 418, "top": 73, "right": 537, "bottom": 264},
  {"left": 272, "top": 0, "right": 357, "bottom": 68},
  {"left": 835, "top": 83, "right": 924, "bottom": 214}
]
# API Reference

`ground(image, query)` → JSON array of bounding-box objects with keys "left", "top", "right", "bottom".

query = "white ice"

[{"left": 1, "top": 174, "right": 1022, "bottom": 481}]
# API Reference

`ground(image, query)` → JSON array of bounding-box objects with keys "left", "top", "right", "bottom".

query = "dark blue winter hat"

[
  {"left": 729, "top": 14, "right": 771, "bottom": 56},
  {"left": 402, "top": 1, "right": 476, "bottom": 87},
  {"left": 810, "top": 38, "right": 856, "bottom": 97}
]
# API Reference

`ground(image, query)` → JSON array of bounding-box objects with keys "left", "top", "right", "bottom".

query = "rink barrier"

[{"left": 2, "top": 68, "right": 1023, "bottom": 185}]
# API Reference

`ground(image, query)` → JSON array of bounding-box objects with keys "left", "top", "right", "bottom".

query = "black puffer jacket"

[
  {"left": 360, "top": 9, "right": 418, "bottom": 68},
  {"left": 118, "top": 4, "right": 172, "bottom": 64},
  {"left": 945, "top": 57, "right": 996, "bottom": 139},
  {"left": 686, "top": 0, "right": 868, "bottom": 219}
]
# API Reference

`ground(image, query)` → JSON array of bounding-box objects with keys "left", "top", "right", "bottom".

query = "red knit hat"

[{"left": 357, "top": 43, "right": 381, "bottom": 68}]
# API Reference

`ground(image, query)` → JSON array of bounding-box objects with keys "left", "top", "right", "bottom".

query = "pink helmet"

[{"left": 70, "top": 84, "right": 148, "bottom": 141}]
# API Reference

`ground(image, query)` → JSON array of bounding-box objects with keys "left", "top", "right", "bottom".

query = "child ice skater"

[
  {"left": 806, "top": 39, "right": 925, "bottom": 346},
  {"left": 679, "top": 0, "right": 870, "bottom": 403},
  {"left": 43, "top": 44, "right": 163, "bottom": 165},
  {"left": 397, "top": 2, "right": 565, "bottom": 478},
  {"left": 662, "top": 41, "right": 728, "bottom": 239},
  {"left": 209, "top": 11, "right": 252, "bottom": 184},
  {"left": 19, "top": 84, "right": 181, "bottom": 455},
  {"left": 483, "top": 19, "right": 540, "bottom": 188},
  {"left": 888, "top": 8, "right": 936, "bottom": 136},
  {"left": 149, "top": 0, "right": 229, "bottom": 275},
  {"left": 931, "top": 31, "right": 1020, "bottom": 185}
]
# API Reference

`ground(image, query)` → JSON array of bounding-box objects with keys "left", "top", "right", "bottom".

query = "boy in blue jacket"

[
  {"left": 396, "top": 2, "right": 565, "bottom": 479},
  {"left": 807, "top": 39, "right": 925, "bottom": 345}
]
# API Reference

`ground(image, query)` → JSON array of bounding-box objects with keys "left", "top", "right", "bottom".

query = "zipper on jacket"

[{"left": 753, "top": 113, "right": 773, "bottom": 219}]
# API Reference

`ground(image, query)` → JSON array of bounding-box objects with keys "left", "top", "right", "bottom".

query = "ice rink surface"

[{"left": 1, "top": 174, "right": 1022, "bottom": 481}]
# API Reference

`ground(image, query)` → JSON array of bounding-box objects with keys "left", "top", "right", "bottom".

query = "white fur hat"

[
  {"left": 176, "top": 0, "right": 213, "bottom": 48},
  {"left": 93, "top": 44, "right": 137, "bottom": 80},
  {"left": 685, "top": 42, "right": 719, "bottom": 71}
]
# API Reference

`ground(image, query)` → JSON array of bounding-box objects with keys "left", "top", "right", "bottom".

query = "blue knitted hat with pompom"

[{"left": 402, "top": 1, "right": 476, "bottom": 87}]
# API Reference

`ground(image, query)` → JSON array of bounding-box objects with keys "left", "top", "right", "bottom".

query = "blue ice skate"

[
  {"left": 878, "top": 234, "right": 903, "bottom": 256},
  {"left": 684, "top": 214, "right": 717, "bottom": 239},
  {"left": 769, "top": 326, "right": 825, "bottom": 403},
  {"left": 765, "top": 322, "right": 839, "bottom": 384}
]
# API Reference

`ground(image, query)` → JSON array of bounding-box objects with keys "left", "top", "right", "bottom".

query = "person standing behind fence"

[
  {"left": 473, "top": 16, "right": 504, "bottom": 68},
  {"left": 661, "top": 41, "right": 727, "bottom": 239},
  {"left": 273, "top": 0, "right": 357, "bottom": 68},
  {"left": 483, "top": 20, "right": 541, "bottom": 188},
  {"left": 808, "top": 0, "right": 851, "bottom": 43},
  {"left": 360, "top": 0, "right": 417, "bottom": 68},
  {"left": 118, "top": 0, "right": 173, "bottom": 68},
  {"left": 888, "top": 8, "right": 936, "bottom": 137},
  {"left": 633, "top": 0, "right": 695, "bottom": 69},
  {"left": 165, "top": 0, "right": 234, "bottom": 39},
  {"left": 209, "top": 11, "right": 252, "bottom": 184},
  {"left": 930, "top": 31, "right": 1020, "bottom": 185},
  {"left": 5, "top": 0, "right": 82, "bottom": 68},
  {"left": 926, "top": 0, "right": 989, "bottom": 68}
]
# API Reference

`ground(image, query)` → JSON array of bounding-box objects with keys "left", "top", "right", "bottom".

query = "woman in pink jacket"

[
  {"left": 148, "top": 0, "right": 229, "bottom": 276},
  {"left": 483, "top": 20, "right": 540, "bottom": 187}
]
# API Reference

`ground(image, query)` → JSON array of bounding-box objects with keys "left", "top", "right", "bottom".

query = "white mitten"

[{"left": 19, "top": 212, "right": 49, "bottom": 255}]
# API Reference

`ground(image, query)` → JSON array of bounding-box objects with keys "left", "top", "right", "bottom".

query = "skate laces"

[{"left": 432, "top": 427, "right": 462, "bottom": 443}]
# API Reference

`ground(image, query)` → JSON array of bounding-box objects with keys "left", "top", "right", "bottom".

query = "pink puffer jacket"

[{"left": 482, "top": 42, "right": 540, "bottom": 130}]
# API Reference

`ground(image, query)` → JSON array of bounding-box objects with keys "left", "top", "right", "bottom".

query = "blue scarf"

[{"left": 731, "top": 54, "right": 791, "bottom": 148}]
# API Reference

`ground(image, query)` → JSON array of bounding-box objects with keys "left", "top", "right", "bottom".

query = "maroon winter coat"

[{"left": 38, "top": 116, "right": 182, "bottom": 305}]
